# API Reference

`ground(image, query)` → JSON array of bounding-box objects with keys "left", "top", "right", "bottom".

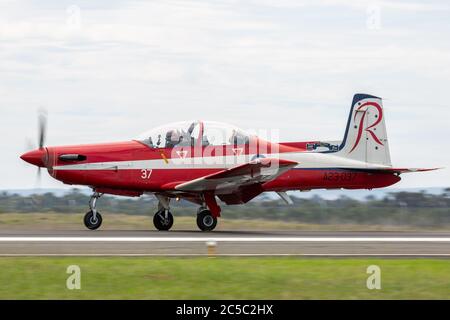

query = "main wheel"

[
  {"left": 84, "top": 210, "right": 103, "bottom": 230},
  {"left": 153, "top": 210, "right": 174, "bottom": 231},
  {"left": 197, "top": 209, "right": 217, "bottom": 231}
]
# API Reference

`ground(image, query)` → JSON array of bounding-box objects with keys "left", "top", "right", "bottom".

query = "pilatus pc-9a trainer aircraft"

[{"left": 21, "top": 94, "right": 437, "bottom": 231}]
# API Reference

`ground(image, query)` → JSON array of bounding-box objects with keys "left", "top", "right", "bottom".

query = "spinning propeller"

[{"left": 21, "top": 109, "right": 49, "bottom": 183}]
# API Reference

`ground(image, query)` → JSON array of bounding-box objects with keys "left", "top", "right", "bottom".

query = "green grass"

[{"left": 0, "top": 257, "right": 448, "bottom": 299}]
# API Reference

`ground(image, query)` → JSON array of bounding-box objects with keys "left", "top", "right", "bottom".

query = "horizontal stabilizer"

[
  {"left": 343, "top": 167, "right": 442, "bottom": 174},
  {"left": 382, "top": 167, "right": 442, "bottom": 174}
]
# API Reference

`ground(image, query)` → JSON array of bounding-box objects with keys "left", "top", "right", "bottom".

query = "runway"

[{"left": 0, "top": 230, "right": 449, "bottom": 257}]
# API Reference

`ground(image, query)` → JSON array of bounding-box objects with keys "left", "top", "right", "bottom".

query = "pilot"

[
  {"left": 229, "top": 129, "right": 247, "bottom": 145},
  {"left": 165, "top": 129, "right": 182, "bottom": 148},
  {"left": 176, "top": 130, "right": 190, "bottom": 147}
]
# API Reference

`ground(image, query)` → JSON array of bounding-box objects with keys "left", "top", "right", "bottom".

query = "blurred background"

[{"left": 1, "top": 188, "right": 448, "bottom": 230}]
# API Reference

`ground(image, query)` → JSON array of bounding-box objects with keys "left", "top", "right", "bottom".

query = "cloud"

[
  {"left": 0, "top": 0, "right": 449, "bottom": 189},
  {"left": 248, "top": 0, "right": 449, "bottom": 11}
]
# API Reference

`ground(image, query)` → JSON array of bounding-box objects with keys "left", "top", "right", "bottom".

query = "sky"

[{"left": 0, "top": 0, "right": 449, "bottom": 190}]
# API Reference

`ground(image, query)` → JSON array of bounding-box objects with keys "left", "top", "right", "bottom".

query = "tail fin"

[{"left": 336, "top": 93, "right": 391, "bottom": 166}]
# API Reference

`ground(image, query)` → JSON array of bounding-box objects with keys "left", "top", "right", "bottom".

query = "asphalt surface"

[{"left": 0, "top": 230, "right": 449, "bottom": 256}]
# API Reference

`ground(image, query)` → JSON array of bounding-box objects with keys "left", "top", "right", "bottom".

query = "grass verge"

[{"left": 0, "top": 257, "right": 448, "bottom": 299}]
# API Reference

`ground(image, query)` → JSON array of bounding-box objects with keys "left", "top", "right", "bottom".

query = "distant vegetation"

[{"left": 0, "top": 188, "right": 449, "bottom": 227}]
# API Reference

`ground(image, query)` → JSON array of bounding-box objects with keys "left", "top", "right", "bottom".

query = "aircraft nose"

[{"left": 20, "top": 149, "right": 46, "bottom": 167}]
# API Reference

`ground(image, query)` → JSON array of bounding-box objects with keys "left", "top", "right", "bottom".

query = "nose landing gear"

[{"left": 84, "top": 192, "right": 103, "bottom": 230}]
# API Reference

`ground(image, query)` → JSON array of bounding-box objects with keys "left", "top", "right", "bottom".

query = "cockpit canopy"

[{"left": 135, "top": 120, "right": 251, "bottom": 148}]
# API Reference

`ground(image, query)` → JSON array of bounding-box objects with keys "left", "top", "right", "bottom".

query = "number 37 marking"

[{"left": 141, "top": 169, "right": 152, "bottom": 179}]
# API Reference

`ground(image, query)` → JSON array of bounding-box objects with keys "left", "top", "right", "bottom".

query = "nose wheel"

[
  {"left": 84, "top": 192, "right": 103, "bottom": 230},
  {"left": 153, "top": 209, "right": 174, "bottom": 231},
  {"left": 84, "top": 210, "right": 103, "bottom": 230},
  {"left": 197, "top": 209, "right": 217, "bottom": 231}
]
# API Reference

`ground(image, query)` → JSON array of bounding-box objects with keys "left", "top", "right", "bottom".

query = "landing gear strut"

[
  {"left": 196, "top": 193, "right": 220, "bottom": 232},
  {"left": 84, "top": 192, "right": 103, "bottom": 230}
]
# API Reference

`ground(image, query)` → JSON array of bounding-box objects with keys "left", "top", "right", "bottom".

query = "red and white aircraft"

[{"left": 21, "top": 94, "right": 436, "bottom": 231}]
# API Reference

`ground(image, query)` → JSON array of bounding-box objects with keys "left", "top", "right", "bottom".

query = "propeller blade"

[
  {"left": 38, "top": 108, "right": 47, "bottom": 149},
  {"left": 35, "top": 166, "right": 42, "bottom": 188}
]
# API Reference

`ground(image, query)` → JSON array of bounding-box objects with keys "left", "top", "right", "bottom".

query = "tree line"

[{"left": 0, "top": 188, "right": 449, "bottom": 227}]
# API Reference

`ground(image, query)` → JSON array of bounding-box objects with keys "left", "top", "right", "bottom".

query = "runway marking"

[
  {"left": 0, "top": 253, "right": 449, "bottom": 257},
  {"left": 0, "top": 237, "right": 450, "bottom": 242}
]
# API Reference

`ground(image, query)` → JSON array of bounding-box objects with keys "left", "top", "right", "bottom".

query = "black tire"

[
  {"left": 84, "top": 210, "right": 103, "bottom": 230},
  {"left": 197, "top": 210, "right": 217, "bottom": 231},
  {"left": 153, "top": 210, "right": 174, "bottom": 231}
]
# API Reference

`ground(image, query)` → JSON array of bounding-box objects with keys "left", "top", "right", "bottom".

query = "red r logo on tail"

[{"left": 349, "top": 101, "right": 384, "bottom": 153}]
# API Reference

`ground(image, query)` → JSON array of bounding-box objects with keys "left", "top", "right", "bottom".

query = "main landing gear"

[
  {"left": 152, "top": 206, "right": 218, "bottom": 232},
  {"left": 196, "top": 208, "right": 217, "bottom": 232},
  {"left": 84, "top": 192, "right": 103, "bottom": 230},
  {"left": 196, "top": 193, "right": 220, "bottom": 232},
  {"left": 152, "top": 195, "right": 219, "bottom": 232}
]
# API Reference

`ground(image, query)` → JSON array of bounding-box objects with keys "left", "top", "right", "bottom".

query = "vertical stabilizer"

[{"left": 336, "top": 94, "right": 391, "bottom": 166}]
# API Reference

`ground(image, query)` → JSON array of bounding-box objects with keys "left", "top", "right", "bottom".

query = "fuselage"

[{"left": 23, "top": 138, "right": 400, "bottom": 197}]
